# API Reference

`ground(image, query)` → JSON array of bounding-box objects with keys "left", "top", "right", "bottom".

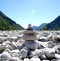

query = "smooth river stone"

[
  {"left": 23, "top": 35, "right": 37, "bottom": 41},
  {"left": 24, "top": 41, "right": 38, "bottom": 50}
]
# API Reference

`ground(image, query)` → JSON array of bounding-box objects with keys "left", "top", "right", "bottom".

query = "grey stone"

[
  {"left": 45, "top": 52, "right": 56, "bottom": 60},
  {"left": 23, "top": 34, "right": 37, "bottom": 41},
  {"left": 24, "top": 41, "right": 38, "bottom": 50},
  {"left": 19, "top": 48, "right": 28, "bottom": 59}
]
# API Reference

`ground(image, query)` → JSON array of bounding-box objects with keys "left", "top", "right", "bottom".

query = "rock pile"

[
  {"left": 0, "top": 26, "right": 60, "bottom": 61},
  {"left": 23, "top": 24, "right": 38, "bottom": 50}
]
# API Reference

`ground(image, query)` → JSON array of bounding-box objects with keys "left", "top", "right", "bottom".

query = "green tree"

[{"left": 42, "top": 26, "right": 47, "bottom": 30}]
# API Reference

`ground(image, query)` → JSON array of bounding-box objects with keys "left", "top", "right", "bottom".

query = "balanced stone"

[{"left": 23, "top": 34, "right": 37, "bottom": 41}]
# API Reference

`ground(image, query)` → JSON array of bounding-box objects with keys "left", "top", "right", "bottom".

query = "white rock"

[
  {"left": 11, "top": 49, "right": 19, "bottom": 57},
  {"left": 42, "top": 60, "right": 50, "bottom": 61},
  {"left": 31, "top": 49, "right": 46, "bottom": 60},
  {"left": 24, "top": 58, "right": 30, "bottom": 61},
  {"left": 36, "top": 41, "right": 48, "bottom": 48},
  {"left": 8, "top": 57, "right": 21, "bottom": 61},
  {"left": 54, "top": 59, "right": 60, "bottom": 61},
  {"left": 39, "top": 37, "right": 48, "bottom": 42},
  {"left": 16, "top": 41, "right": 23, "bottom": 50},
  {"left": 30, "top": 57, "right": 40, "bottom": 61},
  {"left": 0, "top": 51, "right": 11, "bottom": 60},
  {"left": 0, "top": 37, "right": 7, "bottom": 43},
  {"left": 19, "top": 48, "right": 28, "bottom": 59},
  {"left": 55, "top": 45, "right": 60, "bottom": 54},
  {"left": 7, "top": 36, "right": 18, "bottom": 42},
  {"left": 6, "top": 44, "right": 13, "bottom": 50},
  {"left": 41, "top": 47, "right": 55, "bottom": 53},
  {"left": 55, "top": 54, "right": 60, "bottom": 59},
  {"left": 53, "top": 35, "right": 60, "bottom": 42},
  {"left": 2, "top": 41, "right": 11, "bottom": 46},
  {"left": 11, "top": 41, "right": 17, "bottom": 49},
  {"left": 47, "top": 41, "right": 55, "bottom": 48}
]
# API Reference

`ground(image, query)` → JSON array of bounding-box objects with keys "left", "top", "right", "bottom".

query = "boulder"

[
  {"left": 16, "top": 41, "right": 24, "bottom": 50},
  {"left": 38, "top": 37, "right": 47, "bottom": 42},
  {"left": 55, "top": 54, "right": 60, "bottom": 59},
  {"left": 45, "top": 52, "right": 56, "bottom": 60},
  {"left": 6, "top": 44, "right": 13, "bottom": 50},
  {"left": 55, "top": 45, "right": 60, "bottom": 54},
  {"left": 24, "top": 58, "right": 30, "bottom": 61},
  {"left": 39, "top": 52, "right": 47, "bottom": 60},
  {"left": 0, "top": 37, "right": 7, "bottom": 43},
  {"left": 24, "top": 41, "right": 38, "bottom": 50},
  {"left": 19, "top": 48, "right": 28, "bottom": 59},
  {"left": 0, "top": 44, "right": 6, "bottom": 50},
  {"left": 0, "top": 51, "right": 11, "bottom": 61},
  {"left": 11, "top": 49, "right": 19, "bottom": 57},
  {"left": 30, "top": 57, "right": 40, "bottom": 61},
  {"left": 7, "top": 36, "right": 18, "bottom": 42},
  {"left": 42, "top": 60, "right": 50, "bottom": 61},
  {"left": 47, "top": 41, "right": 55, "bottom": 48},
  {"left": 53, "top": 35, "right": 60, "bottom": 42},
  {"left": 30, "top": 49, "right": 47, "bottom": 60},
  {"left": 2, "top": 41, "right": 11, "bottom": 46},
  {"left": 8, "top": 57, "right": 21, "bottom": 61},
  {"left": 0, "top": 44, "right": 6, "bottom": 53},
  {"left": 38, "top": 44, "right": 45, "bottom": 49}
]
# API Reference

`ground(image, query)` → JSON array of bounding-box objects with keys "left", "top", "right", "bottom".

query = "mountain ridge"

[
  {"left": 0, "top": 11, "right": 24, "bottom": 30},
  {"left": 46, "top": 15, "right": 60, "bottom": 30},
  {"left": 33, "top": 16, "right": 60, "bottom": 30},
  {"left": 33, "top": 23, "right": 47, "bottom": 30}
]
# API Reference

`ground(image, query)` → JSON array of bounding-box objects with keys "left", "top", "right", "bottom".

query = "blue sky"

[{"left": 0, "top": 0, "right": 60, "bottom": 28}]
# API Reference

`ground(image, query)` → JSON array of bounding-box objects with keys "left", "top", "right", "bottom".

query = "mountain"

[
  {"left": 33, "top": 23, "right": 47, "bottom": 30},
  {"left": 38, "top": 23, "right": 47, "bottom": 30},
  {"left": 32, "top": 26, "right": 38, "bottom": 30},
  {"left": 0, "top": 11, "right": 24, "bottom": 30},
  {"left": 46, "top": 16, "right": 60, "bottom": 30}
]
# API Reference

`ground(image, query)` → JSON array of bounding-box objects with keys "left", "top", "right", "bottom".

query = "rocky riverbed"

[{"left": 0, "top": 30, "right": 60, "bottom": 61}]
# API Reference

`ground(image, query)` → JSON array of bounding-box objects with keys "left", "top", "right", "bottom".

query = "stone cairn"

[{"left": 23, "top": 24, "right": 38, "bottom": 55}]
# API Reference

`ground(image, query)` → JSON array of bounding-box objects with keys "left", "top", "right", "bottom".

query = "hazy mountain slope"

[
  {"left": 33, "top": 23, "right": 47, "bottom": 30},
  {"left": 46, "top": 16, "right": 60, "bottom": 30}
]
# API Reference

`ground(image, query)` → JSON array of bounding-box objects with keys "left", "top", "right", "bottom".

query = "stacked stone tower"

[{"left": 23, "top": 24, "right": 38, "bottom": 50}]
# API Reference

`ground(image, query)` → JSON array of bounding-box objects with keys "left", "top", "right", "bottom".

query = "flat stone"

[
  {"left": 23, "top": 30, "right": 37, "bottom": 35},
  {"left": 23, "top": 35, "right": 37, "bottom": 41}
]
